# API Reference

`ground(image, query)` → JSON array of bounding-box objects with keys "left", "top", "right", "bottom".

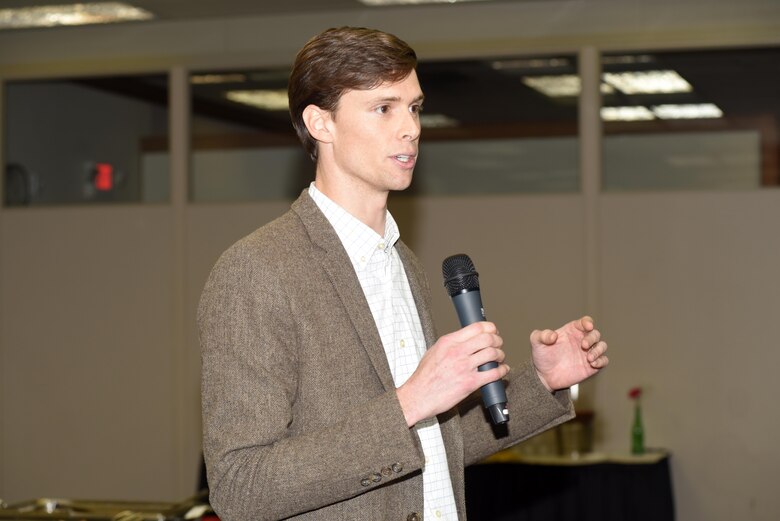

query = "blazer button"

[
  {"left": 381, "top": 466, "right": 392, "bottom": 476},
  {"left": 407, "top": 513, "right": 421, "bottom": 521},
  {"left": 371, "top": 473, "right": 382, "bottom": 483},
  {"left": 392, "top": 463, "right": 403, "bottom": 473},
  {"left": 360, "top": 478, "right": 371, "bottom": 487}
]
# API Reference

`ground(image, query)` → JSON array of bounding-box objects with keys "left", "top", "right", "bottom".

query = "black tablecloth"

[{"left": 465, "top": 456, "right": 675, "bottom": 521}]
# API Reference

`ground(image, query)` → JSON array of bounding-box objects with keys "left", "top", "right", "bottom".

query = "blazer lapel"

[
  {"left": 292, "top": 191, "right": 396, "bottom": 392},
  {"left": 396, "top": 242, "right": 438, "bottom": 350}
]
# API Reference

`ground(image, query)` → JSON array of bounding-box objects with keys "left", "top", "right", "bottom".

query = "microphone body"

[{"left": 442, "top": 254, "right": 509, "bottom": 425}]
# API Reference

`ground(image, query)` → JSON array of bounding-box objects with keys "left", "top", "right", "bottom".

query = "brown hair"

[{"left": 288, "top": 27, "right": 418, "bottom": 161}]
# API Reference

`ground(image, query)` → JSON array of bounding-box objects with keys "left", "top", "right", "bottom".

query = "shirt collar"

[{"left": 308, "top": 182, "right": 400, "bottom": 270}]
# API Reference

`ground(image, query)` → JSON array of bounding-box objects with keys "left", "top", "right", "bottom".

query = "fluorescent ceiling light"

[
  {"left": 359, "top": 0, "right": 489, "bottom": 5},
  {"left": 419, "top": 114, "right": 459, "bottom": 128},
  {"left": 603, "top": 70, "right": 692, "bottom": 95},
  {"left": 653, "top": 103, "right": 723, "bottom": 119},
  {"left": 0, "top": 2, "right": 153, "bottom": 30},
  {"left": 522, "top": 75, "right": 615, "bottom": 97},
  {"left": 226, "top": 90, "right": 289, "bottom": 111},
  {"left": 191, "top": 74, "right": 248, "bottom": 85},
  {"left": 525, "top": 69, "right": 693, "bottom": 98},
  {"left": 601, "top": 106, "right": 656, "bottom": 122},
  {"left": 522, "top": 75, "right": 580, "bottom": 97},
  {"left": 601, "top": 103, "right": 724, "bottom": 121}
]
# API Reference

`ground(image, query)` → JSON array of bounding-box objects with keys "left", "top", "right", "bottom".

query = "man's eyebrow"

[{"left": 368, "top": 94, "right": 425, "bottom": 104}]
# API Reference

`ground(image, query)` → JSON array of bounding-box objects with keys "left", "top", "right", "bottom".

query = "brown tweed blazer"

[{"left": 198, "top": 190, "right": 574, "bottom": 521}]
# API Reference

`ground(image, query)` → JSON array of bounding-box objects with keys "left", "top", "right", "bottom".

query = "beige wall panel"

[
  {"left": 595, "top": 190, "right": 780, "bottom": 521},
  {"left": 1, "top": 206, "right": 177, "bottom": 502}
]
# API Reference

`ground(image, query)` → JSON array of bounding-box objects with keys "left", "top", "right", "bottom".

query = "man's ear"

[{"left": 302, "top": 104, "right": 333, "bottom": 144}]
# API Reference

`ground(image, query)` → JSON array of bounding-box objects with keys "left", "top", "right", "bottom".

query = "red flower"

[{"left": 628, "top": 387, "right": 642, "bottom": 400}]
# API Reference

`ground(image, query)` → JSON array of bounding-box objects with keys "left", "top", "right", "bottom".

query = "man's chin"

[{"left": 390, "top": 172, "right": 415, "bottom": 192}]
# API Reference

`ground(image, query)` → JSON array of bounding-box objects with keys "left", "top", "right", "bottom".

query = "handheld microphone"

[{"left": 442, "top": 254, "right": 509, "bottom": 425}]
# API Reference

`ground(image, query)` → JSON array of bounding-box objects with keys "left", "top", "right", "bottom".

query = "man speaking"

[{"left": 198, "top": 26, "right": 609, "bottom": 521}]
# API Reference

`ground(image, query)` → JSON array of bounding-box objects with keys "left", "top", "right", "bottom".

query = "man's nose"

[{"left": 400, "top": 111, "right": 421, "bottom": 141}]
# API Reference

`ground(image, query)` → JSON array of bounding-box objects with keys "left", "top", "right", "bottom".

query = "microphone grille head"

[{"left": 442, "top": 253, "right": 480, "bottom": 297}]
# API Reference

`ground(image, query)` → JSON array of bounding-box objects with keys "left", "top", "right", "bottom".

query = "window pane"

[
  {"left": 187, "top": 55, "right": 579, "bottom": 202},
  {"left": 413, "top": 55, "right": 580, "bottom": 195},
  {"left": 189, "top": 68, "right": 302, "bottom": 202},
  {"left": 4, "top": 74, "right": 170, "bottom": 206},
  {"left": 602, "top": 47, "right": 780, "bottom": 191}
]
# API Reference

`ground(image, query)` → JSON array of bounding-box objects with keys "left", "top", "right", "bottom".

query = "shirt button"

[
  {"left": 391, "top": 463, "right": 403, "bottom": 473},
  {"left": 399, "top": 339, "right": 406, "bottom": 348},
  {"left": 360, "top": 478, "right": 371, "bottom": 487},
  {"left": 360, "top": 256, "right": 366, "bottom": 263},
  {"left": 435, "top": 510, "right": 442, "bottom": 518},
  {"left": 378, "top": 242, "right": 385, "bottom": 250}
]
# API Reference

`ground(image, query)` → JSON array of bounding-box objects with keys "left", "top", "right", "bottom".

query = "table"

[{"left": 464, "top": 452, "right": 675, "bottom": 521}]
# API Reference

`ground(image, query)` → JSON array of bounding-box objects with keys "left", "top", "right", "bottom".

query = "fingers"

[
  {"left": 574, "top": 315, "right": 595, "bottom": 332},
  {"left": 444, "top": 322, "right": 503, "bottom": 356},
  {"left": 576, "top": 315, "right": 600, "bottom": 349},
  {"left": 530, "top": 328, "right": 557, "bottom": 345},
  {"left": 471, "top": 345, "right": 506, "bottom": 368},
  {"left": 587, "top": 340, "right": 607, "bottom": 361},
  {"left": 404, "top": 322, "right": 507, "bottom": 425},
  {"left": 587, "top": 341, "right": 609, "bottom": 368},
  {"left": 582, "top": 328, "right": 601, "bottom": 349},
  {"left": 467, "top": 331, "right": 503, "bottom": 355},
  {"left": 449, "top": 322, "right": 506, "bottom": 372},
  {"left": 448, "top": 321, "right": 497, "bottom": 343},
  {"left": 590, "top": 354, "right": 609, "bottom": 369},
  {"left": 477, "top": 363, "right": 510, "bottom": 384}
]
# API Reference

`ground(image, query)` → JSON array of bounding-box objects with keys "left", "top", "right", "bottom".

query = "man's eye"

[
  {"left": 410, "top": 104, "right": 424, "bottom": 114},
  {"left": 375, "top": 105, "right": 389, "bottom": 114}
]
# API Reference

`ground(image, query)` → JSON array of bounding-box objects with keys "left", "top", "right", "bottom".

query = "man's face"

[{"left": 324, "top": 69, "right": 424, "bottom": 195}]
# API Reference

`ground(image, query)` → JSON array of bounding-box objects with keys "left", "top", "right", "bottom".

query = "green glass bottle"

[{"left": 631, "top": 402, "right": 645, "bottom": 455}]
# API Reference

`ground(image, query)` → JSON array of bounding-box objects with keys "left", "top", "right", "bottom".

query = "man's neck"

[{"left": 314, "top": 176, "right": 388, "bottom": 236}]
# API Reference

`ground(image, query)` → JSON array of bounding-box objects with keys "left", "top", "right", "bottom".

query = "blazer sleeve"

[{"left": 198, "top": 242, "right": 425, "bottom": 521}]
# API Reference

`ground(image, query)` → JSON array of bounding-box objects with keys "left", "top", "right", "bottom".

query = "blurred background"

[{"left": 0, "top": 1, "right": 779, "bottom": 520}]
